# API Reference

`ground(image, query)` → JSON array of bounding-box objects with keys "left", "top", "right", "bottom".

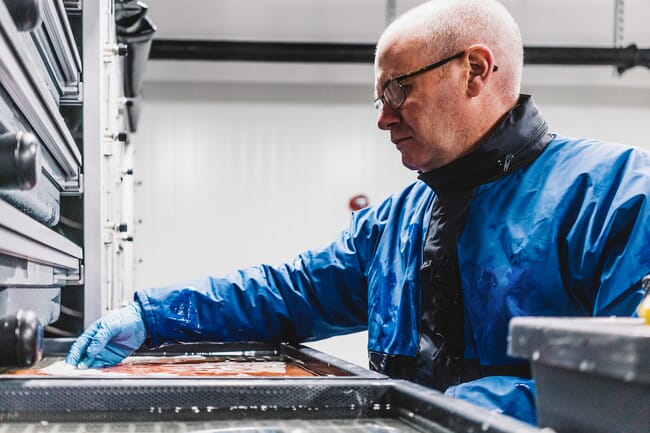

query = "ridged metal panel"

[{"left": 0, "top": 1, "right": 81, "bottom": 192}]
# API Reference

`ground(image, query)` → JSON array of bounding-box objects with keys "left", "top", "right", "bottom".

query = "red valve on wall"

[{"left": 348, "top": 194, "right": 370, "bottom": 211}]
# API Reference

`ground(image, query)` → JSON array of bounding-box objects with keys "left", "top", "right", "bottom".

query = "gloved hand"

[{"left": 65, "top": 302, "right": 147, "bottom": 369}]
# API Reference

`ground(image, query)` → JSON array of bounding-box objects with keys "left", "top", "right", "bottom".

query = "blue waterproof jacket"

[{"left": 136, "top": 96, "right": 650, "bottom": 424}]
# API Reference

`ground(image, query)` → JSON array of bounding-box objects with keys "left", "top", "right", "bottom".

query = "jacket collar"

[{"left": 418, "top": 94, "right": 551, "bottom": 194}]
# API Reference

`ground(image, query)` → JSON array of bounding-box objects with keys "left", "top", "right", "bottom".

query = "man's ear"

[{"left": 466, "top": 45, "right": 495, "bottom": 97}]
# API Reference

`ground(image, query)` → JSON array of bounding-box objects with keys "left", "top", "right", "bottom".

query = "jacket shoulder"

[{"left": 545, "top": 134, "right": 650, "bottom": 171}]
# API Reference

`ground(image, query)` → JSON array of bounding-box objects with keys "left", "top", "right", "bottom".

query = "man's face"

[{"left": 375, "top": 39, "right": 469, "bottom": 172}]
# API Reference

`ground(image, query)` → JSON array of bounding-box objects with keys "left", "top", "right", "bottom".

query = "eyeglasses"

[{"left": 374, "top": 50, "right": 498, "bottom": 111}]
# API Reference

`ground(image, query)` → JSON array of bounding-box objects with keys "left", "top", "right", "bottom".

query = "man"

[{"left": 66, "top": 0, "right": 650, "bottom": 425}]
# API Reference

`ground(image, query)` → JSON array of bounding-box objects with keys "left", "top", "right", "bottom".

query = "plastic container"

[{"left": 508, "top": 316, "right": 650, "bottom": 433}]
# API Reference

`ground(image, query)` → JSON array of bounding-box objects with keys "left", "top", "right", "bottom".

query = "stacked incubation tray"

[
  {"left": 1, "top": 340, "right": 386, "bottom": 380},
  {"left": 1, "top": 0, "right": 152, "bottom": 346},
  {"left": 0, "top": 341, "right": 549, "bottom": 433},
  {"left": 0, "top": 0, "right": 83, "bottom": 331}
]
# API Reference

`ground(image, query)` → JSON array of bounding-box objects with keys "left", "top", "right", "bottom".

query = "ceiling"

[
  {"left": 141, "top": 0, "right": 650, "bottom": 86},
  {"left": 144, "top": 0, "right": 649, "bottom": 45}
]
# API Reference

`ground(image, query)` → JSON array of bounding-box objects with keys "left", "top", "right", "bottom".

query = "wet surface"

[{"left": 2, "top": 355, "right": 316, "bottom": 378}]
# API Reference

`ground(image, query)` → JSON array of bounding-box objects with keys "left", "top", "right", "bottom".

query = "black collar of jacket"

[{"left": 418, "top": 94, "right": 552, "bottom": 194}]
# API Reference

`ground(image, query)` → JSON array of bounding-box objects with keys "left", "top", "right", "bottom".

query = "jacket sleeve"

[
  {"left": 444, "top": 376, "right": 537, "bottom": 425},
  {"left": 135, "top": 205, "right": 388, "bottom": 348},
  {"left": 562, "top": 146, "right": 650, "bottom": 316}
]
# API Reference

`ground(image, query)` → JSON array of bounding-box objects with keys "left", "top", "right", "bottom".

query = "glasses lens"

[{"left": 384, "top": 80, "right": 404, "bottom": 109}]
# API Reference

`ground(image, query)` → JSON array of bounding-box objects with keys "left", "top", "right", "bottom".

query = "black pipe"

[
  {"left": 150, "top": 39, "right": 650, "bottom": 73},
  {"left": 525, "top": 44, "right": 650, "bottom": 73},
  {"left": 150, "top": 40, "right": 375, "bottom": 63}
]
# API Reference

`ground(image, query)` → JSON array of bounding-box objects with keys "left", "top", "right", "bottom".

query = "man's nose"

[{"left": 377, "top": 103, "right": 400, "bottom": 131}]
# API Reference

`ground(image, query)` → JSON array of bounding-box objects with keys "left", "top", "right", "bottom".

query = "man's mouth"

[{"left": 392, "top": 136, "right": 411, "bottom": 149}]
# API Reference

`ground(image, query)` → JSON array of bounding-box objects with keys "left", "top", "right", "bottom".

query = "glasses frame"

[{"left": 374, "top": 50, "right": 498, "bottom": 111}]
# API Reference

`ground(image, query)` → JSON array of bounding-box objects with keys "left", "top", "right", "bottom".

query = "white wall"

[
  {"left": 132, "top": 81, "right": 415, "bottom": 283},
  {"left": 131, "top": 81, "right": 415, "bottom": 367}
]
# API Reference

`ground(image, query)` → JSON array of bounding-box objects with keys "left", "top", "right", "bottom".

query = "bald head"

[
  {"left": 373, "top": 0, "right": 526, "bottom": 172},
  {"left": 377, "top": 0, "right": 523, "bottom": 104}
]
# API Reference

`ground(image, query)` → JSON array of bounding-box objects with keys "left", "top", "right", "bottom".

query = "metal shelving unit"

[
  {"left": 0, "top": 0, "right": 133, "bottom": 336},
  {"left": 0, "top": 2, "right": 81, "bottom": 194}
]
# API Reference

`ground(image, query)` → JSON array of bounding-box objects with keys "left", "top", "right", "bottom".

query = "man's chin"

[
  {"left": 400, "top": 153, "right": 430, "bottom": 172},
  {"left": 401, "top": 157, "right": 423, "bottom": 172}
]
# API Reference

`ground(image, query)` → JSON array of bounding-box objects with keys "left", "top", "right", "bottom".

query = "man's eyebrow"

[{"left": 376, "top": 77, "right": 392, "bottom": 93}]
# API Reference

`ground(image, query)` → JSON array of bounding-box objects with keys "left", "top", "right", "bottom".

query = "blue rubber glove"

[{"left": 65, "top": 302, "right": 147, "bottom": 369}]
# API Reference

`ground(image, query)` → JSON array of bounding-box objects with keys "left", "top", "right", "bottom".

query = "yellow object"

[{"left": 638, "top": 294, "right": 650, "bottom": 325}]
